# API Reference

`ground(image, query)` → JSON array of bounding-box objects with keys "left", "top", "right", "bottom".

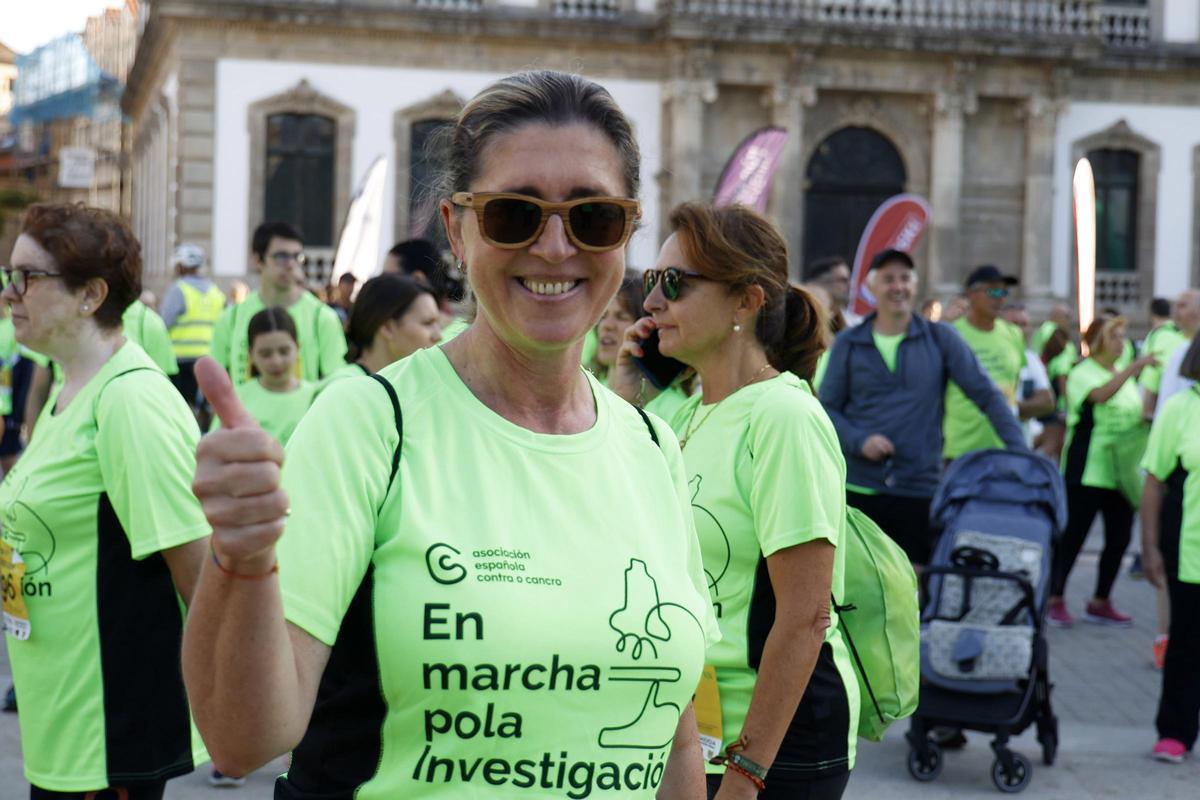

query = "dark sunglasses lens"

[
  {"left": 482, "top": 198, "right": 542, "bottom": 245},
  {"left": 662, "top": 270, "right": 682, "bottom": 301},
  {"left": 568, "top": 202, "right": 626, "bottom": 249},
  {"left": 643, "top": 270, "right": 658, "bottom": 297}
]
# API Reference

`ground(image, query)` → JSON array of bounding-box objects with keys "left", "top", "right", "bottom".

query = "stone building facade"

[{"left": 123, "top": 0, "right": 1200, "bottom": 325}]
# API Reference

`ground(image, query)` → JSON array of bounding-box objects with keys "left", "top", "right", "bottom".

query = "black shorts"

[
  {"left": 847, "top": 491, "right": 935, "bottom": 564},
  {"left": 170, "top": 360, "right": 199, "bottom": 407},
  {"left": 30, "top": 780, "right": 165, "bottom": 800}
]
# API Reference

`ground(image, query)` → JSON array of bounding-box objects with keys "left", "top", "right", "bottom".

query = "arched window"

[
  {"left": 1087, "top": 148, "right": 1139, "bottom": 273},
  {"left": 265, "top": 113, "right": 336, "bottom": 246},
  {"left": 804, "top": 127, "right": 906, "bottom": 268}
]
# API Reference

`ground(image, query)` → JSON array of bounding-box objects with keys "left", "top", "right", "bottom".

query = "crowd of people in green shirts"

[{"left": 1, "top": 67, "right": 1199, "bottom": 800}]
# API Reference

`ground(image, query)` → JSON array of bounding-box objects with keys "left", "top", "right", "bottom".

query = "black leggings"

[
  {"left": 1156, "top": 489, "right": 1200, "bottom": 748},
  {"left": 1052, "top": 484, "right": 1133, "bottom": 599},
  {"left": 706, "top": 771, "right": 850, "bottom": 800}
]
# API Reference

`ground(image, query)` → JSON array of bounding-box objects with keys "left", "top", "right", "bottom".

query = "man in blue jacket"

[{"left": 819, "top": 249, "right": 1028, "bottom": 565}]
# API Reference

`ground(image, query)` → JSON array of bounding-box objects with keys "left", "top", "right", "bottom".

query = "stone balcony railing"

[
  {"left": 660, "top": 0, "right": 1152, "bottom": 48},
  {"left": 552, "top": 0, "right": 625, "bottom": 18}
]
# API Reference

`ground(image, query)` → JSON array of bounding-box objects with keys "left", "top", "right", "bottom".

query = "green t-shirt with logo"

[
  {"left": 0, "top": 342, "right": 208, "bottom": 791},
  {"left": 274, "top": 346, "right": 718, "bottom": 799},
  {"left": 943, "top": 318, "right": 1026, "bottom": 459},
  {"left": 209, "top": 291, "right": 347, "bottom": 385},
  {"left": 644, "top": 381, "right": 691, "bottom": 424},
  {"left": 872, "top": 330, "right": 905, "bottom": 373},
  {"left": 211, "top": 380, "right": 318, "bottom": 447},
  {"left": 123, "top": 301, "right": 179, "bottom": 376},
  {"left": 1140, "top": 322, "right": 1189, "bottom": 395},
  {"left": 668, "top": 373, "right": 859, "bottom": 776},
  {"left": 1062, "top": 357, "right": 1147, "bottom": 495},
  {"left": 1142, "top": 388, "right": 1200, "bottom": 583}
]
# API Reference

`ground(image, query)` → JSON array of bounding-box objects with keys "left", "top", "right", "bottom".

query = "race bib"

[
  {"left": 694, "top": 664, "right": 723, "bottom": 762},
  {"left": 0, "top": 540, "right": 30, "bottom": 640}
]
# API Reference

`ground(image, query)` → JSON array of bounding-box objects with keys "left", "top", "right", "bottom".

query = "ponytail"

[{"left": 764, "top": 285, "right": 829, "bottom": 382}]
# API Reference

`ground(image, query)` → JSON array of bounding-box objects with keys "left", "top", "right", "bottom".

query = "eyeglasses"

[
  {"left": 643, "top": 267, "right": 716, "bottom": 301},
  {"left": 1, "top": 267, "right": 63, "bottom": 297},
  {"left": 269, "top": 251, "right": 308, "bottom": 267},
  {"left": 451, "top": 192, "right": 640, "bottom": 253},
  {"left": 985, "top": 287, "right": 1010, "bottom": 299}
]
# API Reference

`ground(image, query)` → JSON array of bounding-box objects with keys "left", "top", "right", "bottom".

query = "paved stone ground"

[{"left": 0, "top": 529, "right": 1193, "bottom": 799}]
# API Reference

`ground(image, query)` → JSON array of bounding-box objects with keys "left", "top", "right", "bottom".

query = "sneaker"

[
  {"left": 1084, "top": 599, "right": 1133, "bottom": 627},
  {"left": 208, "top": 770, "right": 246, "bottom": 788},
  {"left": 1153, "top": 738, "right": 1187, "bottom": 763},
  {"left": 1153, "top": 635, "right": 1169, "bottom": 670},
  {"left": 1047, "top": 598, "right": 1075, "bottom": 627},
  {"left": 1129, "top": 554, "right": 1145, "bottom": 580}
]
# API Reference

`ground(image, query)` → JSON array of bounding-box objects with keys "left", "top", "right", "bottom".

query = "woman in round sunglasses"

[
  {"left": 182, "top": 71, "right": 716, "bottom": 798},
  {"left": 615, "top": 203, "right": 859, "bottom": 800},
  {"left": 1, "top": 204, "right": 210, "bottom": 798}
]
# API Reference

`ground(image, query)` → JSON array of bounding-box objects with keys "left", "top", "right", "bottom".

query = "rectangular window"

[
  {"left": 265, "top": 113, "right": 336, "bottom": 246},
  {"left": 409, "top": 119, "right": 453, "bottom": 251},
  {"left": 1088, "top": 148, "right": 1139, "bottom": 274}
]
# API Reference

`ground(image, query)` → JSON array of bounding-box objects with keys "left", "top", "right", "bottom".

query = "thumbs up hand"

[{"left": 192, "top": 357, "right": 290, "bottom": 574}]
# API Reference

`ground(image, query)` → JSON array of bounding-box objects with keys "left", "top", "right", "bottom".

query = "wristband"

[
  {"left": 210, "top": 542, "right": 279, "bottom": 580},
  {"left": 724, "top": 759, "right": 766, "bottom": 791}
]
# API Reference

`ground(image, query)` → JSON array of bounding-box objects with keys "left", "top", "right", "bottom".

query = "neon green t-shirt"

[
  {"left": 811, "top": 349, "right": 830, "bottom": 390},
  {"left": 122, "top": 301, "right": 179, "bottom": 376},
  {"left": 1140, "top": 322, "right": 1189, "bottom": 395},
  {"left": 274, "top": 346, "right": 718, "bottom": 798},
  {"left": 440, "top": 317, "right": 470, "bottom": 343},
  {"left": 318, "top": 361, "right": 371, "bottom": 394},
  {"left": 0, "top": 342, "right": 208, "bottom": 791},
  {"left": 644, "top": 381, "right": 691, "bottom": 423},
  {"left": 872, "top": 330, "right": 905, "bottom": 373},
  {"left": 1031, "top": 320, "right": 1057, "bottom": 358},
  {"left": 943, "top": 317, "right": 1026, "bottom": 459},
  {"left": 0, "top": 316, "right": 16, "bottom": 417},
  {"left": 1142, "top": 388, "right": 1200, "bottom": 583},
  {"left": 209, "top": 291, "right": 347, "bottom": 385},
  {"left": 212, "top": 380, "right": 317, "bottom": 447},
  {"left": 1062, "top": 357, "right": 1147, "bottom": 496},
  {"left": 669, "top": 373, "right": 859, "bottom": 776}
]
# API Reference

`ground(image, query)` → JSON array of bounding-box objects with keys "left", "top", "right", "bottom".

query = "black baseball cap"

[
  {"left": 965, "top": 265, "right": 1018, "bottom": 289},
  {"left": 868, "top": 248, "right": 915, "bottom": 272}
]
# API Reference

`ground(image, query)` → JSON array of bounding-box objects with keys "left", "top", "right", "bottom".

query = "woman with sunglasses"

[
  {"left": 616, "top": 203, "right": 858, "bottom": 800},
  {"left": 600, "top": 271, "right": 696, "bottom": 422},
  {"left": 321, "top": 273, "right": 443, "bottom": 385},
  {"left": 182, "top": 71, "right": 716, "bottom": 798},
  {"left": 1, "top": 204, "right": 210, "bottom": 798}
]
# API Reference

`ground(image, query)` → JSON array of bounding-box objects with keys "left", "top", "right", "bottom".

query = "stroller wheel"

[
  {"left": 907, "top": 743, "right": 944, "bottom": 782},
  {"left": 991, "top": 752, "right": 1033, "bottom": 793}
]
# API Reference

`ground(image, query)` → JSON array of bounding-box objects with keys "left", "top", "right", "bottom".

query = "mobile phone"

[{"left": 632, "top": 329, "right": 687, "bottom": 390}]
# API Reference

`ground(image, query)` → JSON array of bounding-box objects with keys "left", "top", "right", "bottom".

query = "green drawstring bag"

[{"left": 834, "top": 507, "right": 921, "bottom": 741}]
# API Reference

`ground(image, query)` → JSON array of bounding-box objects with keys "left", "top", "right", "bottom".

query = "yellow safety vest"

[{"left": 170, "top": 281, "right": 226, "bottom": 359}]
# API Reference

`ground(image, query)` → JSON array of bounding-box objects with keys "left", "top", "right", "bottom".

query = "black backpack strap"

[
  {"left": 634, "top": 406, "right": 660, "bottom": 446},
  {"left": 369, "top": 374, "right": 403, "bottom": 495}
]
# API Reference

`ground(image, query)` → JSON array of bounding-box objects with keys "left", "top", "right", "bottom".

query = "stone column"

[
  {"left": 659, "top": 79, "right": 717, "bottom": 243},
  {"left": 929, "top": 91, "right": 968, "bottom": 297},
  {"left": 176, "top": 57, "right": 216, "bottom": 267},
  {"left": 765, "top": 83, "right": 816, "bottom": 280},
  {"left": 1022, "top": 95, "right": 1061, "bottom": 316}
]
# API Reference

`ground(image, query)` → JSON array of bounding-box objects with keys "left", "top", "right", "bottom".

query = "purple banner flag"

[{"left": 712, "top": 127, "right": 789, "bottom": 212}]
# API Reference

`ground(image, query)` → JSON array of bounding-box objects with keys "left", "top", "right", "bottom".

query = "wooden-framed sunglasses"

[{"left": 451, "top": 192, "right": 641, "bottom": 252}]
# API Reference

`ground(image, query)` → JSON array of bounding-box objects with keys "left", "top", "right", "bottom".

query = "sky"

[{"left": 2, "top": 1, "right": 126, "bottom": 55}]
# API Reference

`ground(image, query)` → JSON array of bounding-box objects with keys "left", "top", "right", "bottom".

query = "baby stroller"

[{"left": 906, "top": 449, "right": 1066, "bottom": 794}]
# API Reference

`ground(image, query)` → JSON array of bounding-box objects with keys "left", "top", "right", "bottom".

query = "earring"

[
  {"left": 456, "top": 259, "right": 466, "bottom": 276},
  {"left": 81, "top": 305, "right": 89, "bottom": 312},
  {"left": 733, "top": 321, "right": 742, "bottom": 333}
]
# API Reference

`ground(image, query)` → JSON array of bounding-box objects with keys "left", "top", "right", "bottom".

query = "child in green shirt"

[{"left": 214, "top": 308, "right": 316, "bottom": 446}]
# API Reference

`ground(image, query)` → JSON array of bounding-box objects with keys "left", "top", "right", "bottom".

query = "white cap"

[{"left": 173, "top": 243, "right": 206, "bottom": 270}]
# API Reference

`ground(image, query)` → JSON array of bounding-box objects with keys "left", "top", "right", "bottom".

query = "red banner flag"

[
  {"left": 712, "top": 127, "right": 789, "bottom": 212},
  {"left": 848, "top": 194, "right": 932, "bottom": 317}
]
